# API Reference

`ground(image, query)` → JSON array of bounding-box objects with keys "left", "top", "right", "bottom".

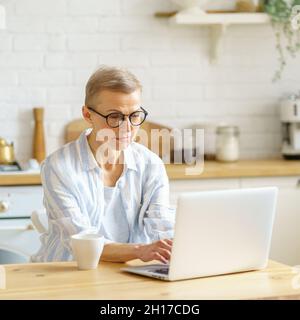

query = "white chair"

[{"left": 31, "top": 210, "right": 48, "bottom": 234}]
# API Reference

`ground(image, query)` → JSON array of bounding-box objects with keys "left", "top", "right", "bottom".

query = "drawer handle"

[{"left": 0, "top": 200, "right": 9, "bottom": 213}]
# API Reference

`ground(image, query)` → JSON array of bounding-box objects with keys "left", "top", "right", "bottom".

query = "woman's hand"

[{"left": 137, "top": 239, "right": 173, "bottom": 264}]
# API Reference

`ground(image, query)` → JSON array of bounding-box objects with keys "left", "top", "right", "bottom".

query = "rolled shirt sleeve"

[{"left": 32, "top": 159, "right": 113, "bottom": 262}]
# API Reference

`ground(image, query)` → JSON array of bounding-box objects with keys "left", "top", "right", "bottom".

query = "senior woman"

[{"left": 31, "top": 65, "right": 175, "bottom": 264}]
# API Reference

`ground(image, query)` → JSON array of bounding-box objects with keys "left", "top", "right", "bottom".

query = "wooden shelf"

[
  {"left": 169, "top": 12, "right": 270, "bottom": 25},
  {"left": 165, "top": 12, "right": 271, "bottom": 63}
]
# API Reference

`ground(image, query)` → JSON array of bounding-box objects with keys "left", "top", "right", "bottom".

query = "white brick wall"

[{"left": 0, "top": 0, "right": 299, "bottom": 161}]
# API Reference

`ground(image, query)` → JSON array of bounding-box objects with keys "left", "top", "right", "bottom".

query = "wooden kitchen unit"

[
  {"left": 165, "top": 159, "right": 300, "bottom": 180},
  {"left": 0, "top": 259, "right": 300, "bottom": 299},
  {"left": 1, "top": 159, "right": 300, "bottom": 266},
  {"left": 0, "top": 173, "right": 41, "bottom": 186},
  {"left": 1, "top": 159, "right": 300, "bottom": 186}
]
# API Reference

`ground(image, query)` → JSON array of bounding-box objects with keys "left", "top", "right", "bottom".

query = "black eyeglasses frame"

[{"left": 86, "top": 106, "right": 148, "bottom": 128}]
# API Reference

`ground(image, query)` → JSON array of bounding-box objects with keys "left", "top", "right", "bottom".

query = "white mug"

[{"left": 71, "top": 233, "right": 105, "bottom": 270}]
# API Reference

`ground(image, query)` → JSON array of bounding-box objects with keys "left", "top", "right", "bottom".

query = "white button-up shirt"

[{"left": 31, "top": 128, "right": 176, "bottom": 262}]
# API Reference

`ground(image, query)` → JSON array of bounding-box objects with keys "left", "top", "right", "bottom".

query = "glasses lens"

[
  {"left": 107, "top": 113, "right": 124, "bottom": 128},
  {"left": 129, "top": 111, "right": 146, "bottom": 126}
]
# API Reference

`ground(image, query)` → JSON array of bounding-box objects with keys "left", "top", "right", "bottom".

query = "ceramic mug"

[{"left": 71, "top": 233, "right": 105, "bottom": 270}]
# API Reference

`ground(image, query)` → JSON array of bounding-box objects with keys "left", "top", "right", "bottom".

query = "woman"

[{"left": 31, "top": 65, "right": 175, "bottom": 264}]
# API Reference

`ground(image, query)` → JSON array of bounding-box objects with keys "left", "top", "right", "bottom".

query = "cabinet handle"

[{"left": 0, "top": 200, "right": 9, "bottom": 213}]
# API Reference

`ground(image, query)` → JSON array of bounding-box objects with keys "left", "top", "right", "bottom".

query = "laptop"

[{"left": 120, "top": 187, "right": 278, "bottom": 281}]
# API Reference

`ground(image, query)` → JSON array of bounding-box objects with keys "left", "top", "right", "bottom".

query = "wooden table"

[{"left": 0, "top": 260, "right": 300, "bottom": 300}]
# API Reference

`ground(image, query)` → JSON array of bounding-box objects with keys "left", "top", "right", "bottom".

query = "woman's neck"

[{"left": 87, "top": 129, "right": 123, "bottom": 170}]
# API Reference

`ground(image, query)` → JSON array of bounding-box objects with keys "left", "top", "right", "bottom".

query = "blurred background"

[{"left": 0, "top": 0, "right": 299, "bottom": 160}]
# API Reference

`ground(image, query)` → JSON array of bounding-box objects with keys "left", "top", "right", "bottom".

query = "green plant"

[{"left": 263, "top": 0, "right": 300, "bottom": 81}]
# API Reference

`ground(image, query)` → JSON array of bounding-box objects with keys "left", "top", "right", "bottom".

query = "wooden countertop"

[
  {"left": 0, "top": 260, "right": 299, "bottom": 299},
  {"left": 165, "top": 159, "right": 300, "bottom": 180},
  {"left": 1, "top": 160, "right": 300, "bottom": 186},
  {"left": 0, "top": 173, "right": 41, "bottom": 186}
]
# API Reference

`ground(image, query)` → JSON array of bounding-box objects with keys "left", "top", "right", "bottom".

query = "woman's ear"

[{"left": 82, "top": 106, "right": 93, "bottom": 125}]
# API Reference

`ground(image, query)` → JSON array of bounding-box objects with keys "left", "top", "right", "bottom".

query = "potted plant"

[{"left": 262, "top": 0, "right": 300, "bottom": 81}]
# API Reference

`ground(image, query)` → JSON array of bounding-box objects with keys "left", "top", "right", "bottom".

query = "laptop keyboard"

[{"left": 153, "top": 267, "right": 169, "bottom": 275}]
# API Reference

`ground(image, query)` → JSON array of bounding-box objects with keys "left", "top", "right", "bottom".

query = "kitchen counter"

[
  {"left": 0, "top": 259, "right": 299, "bottom": 299},
  {"left": 0, "top": 172, "right": 41, "bottom": 186},
  {"left": 1, "top": 159, "right": 300, "bottom": 186},
  {"left": 165, "top": 159, "right": 300, "bottom": 180}
]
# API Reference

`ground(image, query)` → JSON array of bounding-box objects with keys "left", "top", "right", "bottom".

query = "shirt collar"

[
  {"left": 123, "top": 143, "right": 137, "bottom": 172},
  {"left": 77, "top": 128, "right": 137, "bottom": 172}
]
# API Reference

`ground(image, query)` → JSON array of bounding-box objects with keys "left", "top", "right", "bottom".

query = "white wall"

[{"left": 0, "top": 0, "right": 300, "bottom": 161}]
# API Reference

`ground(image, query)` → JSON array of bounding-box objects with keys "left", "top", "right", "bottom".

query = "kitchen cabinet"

[
  {"left": 0, "top": 184, "right": 44, "bottom": 264},
  {"left": 0, "top": 219, "right": 40, "bottom": 264},
  {"left": 169, "top": 178, "right": 240, "bottom": 205},
  {"left": 240, "top": 177, "right": 300, "bottom": 267},
  {"left": 170, "top": 175, "right": 300, "bottom": 266},
  {"left": 271, "top": 188, "right": 300, "bottom": 267}
]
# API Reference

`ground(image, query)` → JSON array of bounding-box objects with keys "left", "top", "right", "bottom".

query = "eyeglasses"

[{"left": 87, "top": 106, "right": 148, "bottom": 128}]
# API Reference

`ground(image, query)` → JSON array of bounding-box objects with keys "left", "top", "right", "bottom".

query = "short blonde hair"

[{"left": 85, "top": 65, "right": 142, "bottom": 106}]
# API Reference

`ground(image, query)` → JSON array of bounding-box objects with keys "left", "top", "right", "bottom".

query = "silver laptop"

[{"left": 120, "top": 187, "right": 278, "bottom": 281}]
